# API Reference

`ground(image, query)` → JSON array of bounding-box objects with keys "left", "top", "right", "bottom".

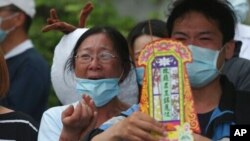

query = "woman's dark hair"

[
  {"left": 65, "top": 26, "right": 131, "bottom": 83},
  {"left": 166, "top": 0, "right": 236, "bottom": 44},
  {"left": 127, "top": 19, "right": 168, "bottom": 61}
]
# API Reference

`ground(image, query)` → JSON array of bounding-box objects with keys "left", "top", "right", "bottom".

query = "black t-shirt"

[{"left": 0, "top": 111, "right": 38, "bottom": 141}]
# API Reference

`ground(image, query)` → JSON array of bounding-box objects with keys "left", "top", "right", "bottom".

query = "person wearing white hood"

[
  {"left": 51, "top": 28, "right": 138, "bottom": 105},
  {"left": 44, "top": 4, "right": 139, "bottom": 105},
  {"left": 38, "top": 25, "right": 141, "bottom": 141}
]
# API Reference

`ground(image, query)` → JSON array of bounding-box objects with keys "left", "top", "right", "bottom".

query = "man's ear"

[
  {"left": 225, "top": 40, "right": 235, "bottom": 59},
  {"left": 13, "top": 12, "right": 26, "bottom": 28}
]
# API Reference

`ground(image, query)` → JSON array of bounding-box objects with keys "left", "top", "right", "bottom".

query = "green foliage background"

[{"left": 30, "top": 0, "right": 158, "bottom": 107}]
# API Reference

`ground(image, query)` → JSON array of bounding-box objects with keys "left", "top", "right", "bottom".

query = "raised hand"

[
  {"left": 78, "top": 2, "right": 93, "bottom": 27},
  {"left": 59, "top": 95, "right": 97, "bottom": 141},
  {"left": 42, "top": 2, "right": 93, "bottom": 34}
]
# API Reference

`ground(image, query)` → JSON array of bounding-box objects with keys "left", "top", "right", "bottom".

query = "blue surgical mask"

[
  {"left": 187, "top": 45, "right": 224, "bottom": 88},
  {"left": 0, "top": 13, "right": 18, "bottom": 43},
  {"left": 135, "top": 67, "right": 144, "bottom": 85},
  {"left": 76, "top": 78, "right": 120, "bottom": 107},
  {"left": 228, "top": 0, "right": 249, "bottom": 22}
]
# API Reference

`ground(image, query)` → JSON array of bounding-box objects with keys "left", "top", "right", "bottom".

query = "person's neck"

[
  {"left": 192, "top": 77, "right": 222, "bottom": 114},
  {"left": 1, "top": 30, "right": 28, "bottom": 54},
  {"left": 95, "top": 97, "right": 130, "bottom": 127}
]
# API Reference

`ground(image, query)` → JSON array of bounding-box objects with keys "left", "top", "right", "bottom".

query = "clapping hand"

[{"left": 60, "top": 95, "right": 97, "bottom": 141}]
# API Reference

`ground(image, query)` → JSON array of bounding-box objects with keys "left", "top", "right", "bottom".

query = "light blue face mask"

[
  {"left": 76, "top": 78, "right": 120, "bottom": 107},
  {"left": 135, "top": 67, "right": 144, "bottom": 85},
  {"left": 187, "top": 45, "right": 224, "bottom": 88}
]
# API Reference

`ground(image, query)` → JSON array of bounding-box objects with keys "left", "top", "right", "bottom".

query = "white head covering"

[
  {"left": 52, "top": 28, "right": 138, "bottom": 105},
  {"left": 0, "top": 0, "right": 36, "bottom": 18}
]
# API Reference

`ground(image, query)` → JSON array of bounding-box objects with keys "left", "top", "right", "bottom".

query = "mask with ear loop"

[
  {"left": 0, "top": 13, "right": 18, "bottom": 43},
  {"left": 187, "top": 45, "right": 226, "bottom": 88},
  {"left": 75, "top": 67, "right": 125, "bottom": 107},
  {"left": 76, "top": 78, "right": 120, "bottom": 107}
]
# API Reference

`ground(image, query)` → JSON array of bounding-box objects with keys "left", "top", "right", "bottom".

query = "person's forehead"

[
  {"left": 0, "top": 7, "right": 13, "bottom": 16},
  {"left": 134, "top": 35, "right": 160, "bottom": 51},
  {"left": 176, "top": 11, "right": 216, "bottom": 24},
  {"left": 0, "top": 5, "right": 12, "bottom": 12},
  {"left": 78, "top": 33, "right": 115, "bottom": 50},
  {"left": 173, "top": 12, "right": 220, "bottom": 33}
]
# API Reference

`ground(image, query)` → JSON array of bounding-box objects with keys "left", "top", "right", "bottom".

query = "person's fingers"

[
  {"left": 111, "top": 118, "right": 159, "bottom": 141},
  {"left": 71, "top": 101, "right": 91, "bottom": 124},
  {"left": 43, "top": 8, "right": 78, "bottom": 34},
  {"left": 41, "top": 22, "right": 76, "bottom": 34},
  {"left": 128, "top": 112, "right": 164, "bottom": 136},
  {"left": 80, "top": 99, "right": 93, "bottom": 119},
  {"left": 88, "top": 99, "right": 97, "bottom": 113},
  {"left": 82, "top": 95, "right": 97, "bottom": 114},
  {"left": 50, "top": 8, "right": 59, "bottom": 20},
  {"left": 41, "top": 24, "right": 60, "bottom": 32},
  {"left": 42, "top": 8, "right": 62, "bottom": 32},
  {"left": 127, "top": 128, "right": 159, "bottom": 141},
  {"left": 119, "top": 131, "right": 144, "bottom": 141},
  {"left": 135, "top": 112, "right": 162, "bottom": 127},
  {"left": 80, "top": 98, "right": 96, "bottom": 124},
  {"left": 137, "top": 119, "right": 164, "bottom": 136},
  {"left": 72, "top": 101, "right": 83, "bottom": 119},
  {"left": 83, "top": 2, "right": 93, "bottom": 11},
  {"left": 83, "top": 95, "right": 91, "bottom": 104},
  {"left": 79, "top": 2, "right": 94, "bottom": 27},
  {"left": 79, "top": 110, "right": 98, "bottom": 139},
  {"left": 61, "top": 105, "right": 74, "bottom": 119},
  {"left": 47, "top": 18, "right": 60, "bottom": 25},
  {"left": 47, "top": 18, "right": 53, "bottom": 24}
]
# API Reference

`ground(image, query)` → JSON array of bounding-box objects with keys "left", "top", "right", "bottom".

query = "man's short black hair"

[{"left": 167, "top": 0, "right": 237, "bottom": 44}]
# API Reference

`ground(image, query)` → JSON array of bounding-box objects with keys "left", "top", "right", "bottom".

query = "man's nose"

[{"left": 186, "top": 38, "right": 199, "bottom": 46}]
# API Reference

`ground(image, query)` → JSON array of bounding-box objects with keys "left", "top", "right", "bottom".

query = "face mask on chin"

[
  {"left": 75, "top": 78, "right": 120, "bottom": 107},
  {"left": 187, "top": 45, "right": 225, "bottom": 88}
]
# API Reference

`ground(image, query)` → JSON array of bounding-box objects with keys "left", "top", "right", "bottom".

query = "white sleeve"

[{"left": 38, "top": 106, "right": 64, "bottom": 141}]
